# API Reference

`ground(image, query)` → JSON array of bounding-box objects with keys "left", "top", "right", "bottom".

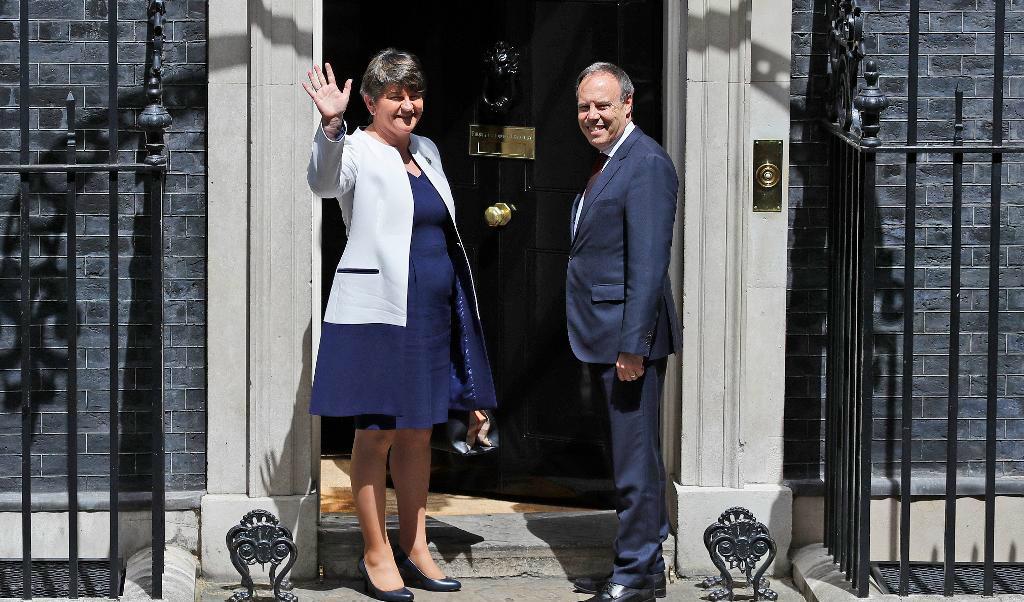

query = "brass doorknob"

[
  {"left": 485, "top": 202, "right": 515, "bottom": 227},
  {"left": 755, "top": 162, "right": 781, "bottom": 189}
]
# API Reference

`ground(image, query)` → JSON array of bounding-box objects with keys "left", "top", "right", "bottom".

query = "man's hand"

[{"left": 615, "top": 352, "right": 645, "bottom": 382}]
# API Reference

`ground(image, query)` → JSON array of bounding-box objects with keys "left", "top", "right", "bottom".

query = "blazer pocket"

[
  {"left": 591, "top": 283, "right": 625, "bottom": 303},
  {"left": 336, "top": 268, "right": 380, "bottom": 274}
]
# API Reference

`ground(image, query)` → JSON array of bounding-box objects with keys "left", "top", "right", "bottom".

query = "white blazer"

[{"left": 308, "top": 125, "right": 476, "bottom": 326}]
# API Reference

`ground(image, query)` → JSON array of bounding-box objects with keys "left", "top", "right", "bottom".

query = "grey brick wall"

[
  {"left": 0, "top": 0, "right": 206, "bottom": 494},
  {"left": 788, "top": 0, "right": 1024, "bottom": 482}
]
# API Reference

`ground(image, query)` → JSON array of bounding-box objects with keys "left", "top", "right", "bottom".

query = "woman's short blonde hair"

[{"left": 360, "top": 48, "right": 426, "bottom": 99}]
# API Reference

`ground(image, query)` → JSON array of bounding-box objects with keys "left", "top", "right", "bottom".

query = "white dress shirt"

[{"left": 573, "top": 120, "right": 636, "bottom": 236}]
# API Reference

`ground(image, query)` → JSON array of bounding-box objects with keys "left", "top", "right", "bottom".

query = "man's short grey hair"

[
  {"left": 360, "top": 48, "right": 426, "bottom": 99},
  {"left": 576, "top": 62, "right": 634, "bottom": 101}
]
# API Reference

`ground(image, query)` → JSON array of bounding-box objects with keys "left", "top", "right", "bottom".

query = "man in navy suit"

[{"left": 566, "top": 62, "right": 680, "bottom": 602}]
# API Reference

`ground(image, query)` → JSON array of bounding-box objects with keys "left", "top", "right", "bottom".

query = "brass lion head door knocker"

[{"left": 481, "top": 41, "right": 521, "bottom": 116}]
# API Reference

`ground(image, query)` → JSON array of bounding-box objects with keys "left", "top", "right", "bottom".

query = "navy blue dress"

[{"left": 312, "top": 170, "right": 455, "bottom": 430}]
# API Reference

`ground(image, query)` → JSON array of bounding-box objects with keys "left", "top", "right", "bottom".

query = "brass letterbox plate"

[
  {"left": 468, "top": 125, "right": 536, "bottom": 160},
  {"left": 753, "top": 139, "right": 783, "bottom": 212}
]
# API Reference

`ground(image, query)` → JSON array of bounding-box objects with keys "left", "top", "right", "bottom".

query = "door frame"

[
  {"left": 660, "top": 0, "right": 685, "bottom": 527},
  {"left": 308, "top": 0, "right": 687, "bottom": 509}
]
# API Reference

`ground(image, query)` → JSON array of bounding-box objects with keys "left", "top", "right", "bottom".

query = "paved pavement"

[{"left": 199, "top": 577, "right": 804, "bottom": 602}]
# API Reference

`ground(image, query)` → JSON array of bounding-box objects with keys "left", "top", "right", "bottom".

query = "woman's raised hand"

[{"left": 303, "top": 63, "right": 351, "bottom": 131}]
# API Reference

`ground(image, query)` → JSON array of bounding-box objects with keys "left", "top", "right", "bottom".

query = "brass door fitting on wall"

[
  {"left": 485, "top": 202, "right": 515, "bottom": 227},
  {"left": 753, "top": 140, "right": 783, "bottom": 212}
]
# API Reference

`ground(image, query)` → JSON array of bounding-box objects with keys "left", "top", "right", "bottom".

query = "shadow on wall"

[
  {"left": 705, "top": 5, "right": 792, "bottom": 109},
  {"left": 0, "top": 74, "right": 186, "bottom": 497},
  {"left": 880, "top": 497, "right": 1021, "bottom": 562},
  {"left": 207, "top": 1, "right": 794, "bottom": 109},
  {"left": 254, "top": 321, "right": 314, "bottom": 497},
  {"left": 784, "top": 0, "right": 833, "bottom": 483},
  {"left": 787, "top": 0, "right": 1024, "bottom": 485}
]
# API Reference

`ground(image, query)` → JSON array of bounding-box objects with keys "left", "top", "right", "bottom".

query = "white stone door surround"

[
  {"left": 671, "top": 0, "right": 794, "bottom": 577},
  {"left": 203, "top": 0, "right": 794, "bottom": 580},
  {"left": 204, "top": 0, "right": 320, "bottom": 580}
]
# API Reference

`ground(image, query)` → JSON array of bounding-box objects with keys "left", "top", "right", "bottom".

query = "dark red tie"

[{"left": 584, "top": 153, "right": 609, "bottom": 199}]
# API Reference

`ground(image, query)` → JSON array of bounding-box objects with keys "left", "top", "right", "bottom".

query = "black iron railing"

[
  {"left": 823, "top": 0, "right": 1023, "bottom": 597},
  {"left": 824, "top": 84, "right": 877, "bottom": 598},
  {"left": 0, "top": 0, "right": 170, "bottom": 598}
]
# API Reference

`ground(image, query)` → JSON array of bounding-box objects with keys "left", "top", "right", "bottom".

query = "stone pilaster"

[
  {"left": 671, "top": 0, "right": 793, "bottom": 577},
  {"left": 206, "top": 0, "right": 248, "bottom": 500},
  {"left": 203, "top": 0, "right": 318, "bottom": 580}
]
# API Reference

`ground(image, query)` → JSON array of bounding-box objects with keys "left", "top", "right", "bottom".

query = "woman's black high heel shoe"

[
  {"left": 395, "top": 549, "right": 461, "bottom": 592},
  {"left": 357, "top": 557, "right": 415, "bottom": 602}
]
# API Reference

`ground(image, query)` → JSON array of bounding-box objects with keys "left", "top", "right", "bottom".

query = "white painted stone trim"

[
  {"left": 0, "top": 510, "right": 198, "bottom": 559},
  {"left": 740, "top": 0, "right": 792, "bottom": 487},
  {"left": 121, "top": 546, "right": 199, "bottom": 601},
  {"left": 676, "top": 0, "right": 790, "bottom": 488},
  {"left": 680, "top": 0, "right": 755, "bottom": 489},
  {"left": 206, "top": 0, "right": 250, "bottom": 496},
  {"left": 674, "top": 484, "right": 792, "bottom": 579},
  {"left": 310, "top": 0, "right": 325, "bottom": 507},
  {"left": 200, "top": 494, "right": 318, "bottom": 581},
  {"left": 246, "top": 0, "right": 316, "bottom": 498},
  {"left": 662, "top": 0, "right": 687, "bottom": 524},
  {"left": 671, "top": 0, "right": 792, "bottom": 579},
  {"left": 204, "top": 0, "right": 319, "bottom": 579}
]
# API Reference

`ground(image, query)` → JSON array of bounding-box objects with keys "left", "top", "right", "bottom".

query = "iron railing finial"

[
  {"left": 140, "top": 0, "right": 172, "bottom": 165},
  {"left": 854, "top": 60, "right": 888, "bottom": 147}
]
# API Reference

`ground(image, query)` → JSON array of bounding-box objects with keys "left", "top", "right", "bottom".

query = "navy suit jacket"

[{"left": 566, "top": 125, "right": 681, "bottom": 364}]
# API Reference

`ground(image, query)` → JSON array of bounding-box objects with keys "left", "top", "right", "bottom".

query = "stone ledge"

[
  {"left": 673, "top": 484, "right": 793, "bottom": 578},
  {"left": 320, "top": 510, "right": 675, "bottom": 579},
  {"left": 784, "top": 477, "right": 1024, "bottom": 497},
  {"left": 200, "top": 493, "right": 318, "bottom": 581},
  {"left": 0, "top": 491, "right": 204, "bottom": 512},
  {"left": 792, "top": 543, "right": 876, "bottom": 602},
  {"left": 121, "top": 545, "right": 199, "bottom": 602}
]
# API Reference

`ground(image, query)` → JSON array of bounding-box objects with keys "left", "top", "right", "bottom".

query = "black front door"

[{"left": 321, "top": 0, "right": 664, "bottom": 503}]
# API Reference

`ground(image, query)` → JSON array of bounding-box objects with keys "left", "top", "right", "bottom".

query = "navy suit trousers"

[{"left": 588, "top": 357, "right": 669, "bottom": 589}]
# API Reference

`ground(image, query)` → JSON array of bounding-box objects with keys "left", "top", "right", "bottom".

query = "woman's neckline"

[
  {"left": 354, "top": 128, "right": 422, "bottom": 177},
  {"left": 356, "top": 127, "right": 414, "bottom": 152}
]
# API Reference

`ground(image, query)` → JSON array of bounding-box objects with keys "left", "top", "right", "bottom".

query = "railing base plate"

[
  {"left": 0, "top": 558, "right": 123, "bottom": 598},
  {"left": 872, "top": 561, "right": 1024, "bottom": 595}
]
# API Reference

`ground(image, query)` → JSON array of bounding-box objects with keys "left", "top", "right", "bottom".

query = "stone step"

[{"left": 319, "top": 510, "right": 675, "bottom": 580}]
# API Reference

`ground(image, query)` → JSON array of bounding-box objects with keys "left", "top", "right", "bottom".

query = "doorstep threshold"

[{"left": 319, "top": 510, "right": 675, "bottom": 579}]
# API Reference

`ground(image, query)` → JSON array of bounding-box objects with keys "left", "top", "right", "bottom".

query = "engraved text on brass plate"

[{"left": 468, "top": 125, "right": 536, "bottom": 160}]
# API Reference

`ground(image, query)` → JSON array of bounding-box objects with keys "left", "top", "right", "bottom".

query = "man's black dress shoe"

[
  {"left": 582, "top": 582, "right": 655, "bottom": 602},
  {"left": 574, "top": 573, "right": 667, "bottom": 598}
]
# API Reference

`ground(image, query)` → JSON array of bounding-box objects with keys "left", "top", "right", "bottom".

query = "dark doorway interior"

[{"left": 319, "top": 0, "right": 664, "bottom": 504}]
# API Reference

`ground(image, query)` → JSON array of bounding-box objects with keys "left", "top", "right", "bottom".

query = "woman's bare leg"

[
  {"left": 351, "top": 429, "right": 404, "bottom": 590},
  {"left": 390, "top": 428, "right": 445, "bottom": 579}
]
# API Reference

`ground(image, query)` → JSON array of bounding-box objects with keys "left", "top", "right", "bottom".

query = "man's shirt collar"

[{"left": 603, "top": 120, "right": 635, "bottom": 159}]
